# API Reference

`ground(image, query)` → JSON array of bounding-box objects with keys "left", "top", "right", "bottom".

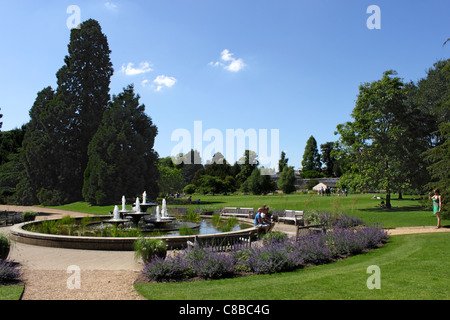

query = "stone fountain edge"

[{"left": 9, "top": 219, "right": 258, "bottom": 251}]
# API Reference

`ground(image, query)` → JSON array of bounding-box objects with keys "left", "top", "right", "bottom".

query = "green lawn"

[
  {"left": 174, "top": 193, "right": 445, "bottom": 229},
  {"left": 0, "top": 286, "right": 24, "bottom": 300},
  {"left": 40, "top": 193, "right": 446, "bottom": 229},
  {"left": 38, "top": 201, "right": 115, "bottom": 216},
  {"left": 134, "top": 232, "right": 450, "bottom": 300}
]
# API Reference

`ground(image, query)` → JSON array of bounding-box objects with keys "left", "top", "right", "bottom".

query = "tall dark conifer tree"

[
  {"left": 17, "top": 19, "right": 114, "bottom": 205},
  {"left": 17, "top": 88, "right": 80, "bottom": 204},
  {"left": 302, "top": 136, "right": 321, "bottom": 172},
  {"left": 56, "top": 19, "right": 113, "bottom": 197},
  {"left": 83, "top": 85, "right": 159, "bottom": 205}
]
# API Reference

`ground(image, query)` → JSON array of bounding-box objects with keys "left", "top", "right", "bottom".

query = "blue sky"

[{"left": 0, "top": 0, "right": 449, "bottom": 170}]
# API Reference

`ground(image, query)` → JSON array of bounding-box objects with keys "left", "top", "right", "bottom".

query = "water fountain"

[
  {"left": 137, "top": 191, "right": 156, "bottom": 213},
  {"left": 106, "top": 205, "right": 129, "bottom": 226},
  {"left": 146, "top": 204, "right": 176, "bottom": 228},
  {"left": 113, "top": 193, "right": 175, "bottom": 229},
  {"left": 125, "top": 197, "right": 149, "bottom": 226}
]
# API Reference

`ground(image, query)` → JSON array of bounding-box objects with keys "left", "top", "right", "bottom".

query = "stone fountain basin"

[{"left": 9, "top": 217, "right": 257, "bottom": 251}]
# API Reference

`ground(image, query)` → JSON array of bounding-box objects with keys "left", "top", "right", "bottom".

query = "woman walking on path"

[{"left": 429, "top": 189, "right": 442, "bottom": 229}]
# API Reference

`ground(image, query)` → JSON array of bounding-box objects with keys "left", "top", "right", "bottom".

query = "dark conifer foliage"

[{"left": 83, "top": 85, "right": 159, "bottom": 205}]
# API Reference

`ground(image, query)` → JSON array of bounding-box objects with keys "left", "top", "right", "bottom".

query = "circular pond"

[{"left": 9, "top": 215, "right": 257, "bottom": 251}]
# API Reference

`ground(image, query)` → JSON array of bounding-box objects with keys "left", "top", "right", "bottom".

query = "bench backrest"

[
  {"left": 284, "top": 210, "right": 304, "bottom": 218},
  {"left": 222, "top": 207, "right": 254, "bottom": 214}
]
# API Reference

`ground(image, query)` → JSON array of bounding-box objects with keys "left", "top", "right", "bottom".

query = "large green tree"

[
  {"left": 82, "top": 85, "right": 159, "bottom": 205},
  {"left": 236, "top": 150, "right": 259, "bottom": 184},
  {"left": 17, "top": 88, "right": 80, "bottom": 205},
  {"left": 157, "top": 160, "right": 184, "bottom": 196},
  {"left": 56, "top": 19, "right": 114, "bottom": 196},
  {"left": 278, "top": 151, "right": 289, "bottom": 173},
  {"left": 301, "top": 136, "right": 321, "bottom": 173},
  {"left": 416, "top": 59, "right": 450, "bottom": 216},
  {"left": 277, "top": 165, "right": 296, "bottom": 194},
  {"left": 0, "top": 126, "right": 26, "bottom": 203},
  {"left": 320, "top": 142, "right": 339, "bottom": 177},
  {"left": 423, "top": 122, "right": 450, "bottom": 218},
  {"left": 336, "top": 70, "right": 427, "bottom": 208}
]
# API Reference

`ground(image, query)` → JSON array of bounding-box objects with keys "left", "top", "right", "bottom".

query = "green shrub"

[
  {"left": 36, "top": 188, "right": 66, "bottom": 206},
  {"left": 22, "top": 211, "right": 37, "bottom": 222},
  {"left": 39, "top": 219, "right": 59, "bottom": 234},
  {"left": 185, "top": 208, "right": 201, "bottom": 222},
  {"left": 183, "top": 184, "right": 196, "bottom": 194},
  {"left": 262, "top": 231, "right": 287, "bottom": 243},
  {"left": 178, "top": 224, "right": 196, "bottom": 236},
  {"left": 134, "top": 238, "right": 167, "bottom": 263},
  {"left": 304, "top": 211, "right": 321, "bottom": 226},
  {"left": 0, "top": 234, "right": 10, "bottom": 260}
]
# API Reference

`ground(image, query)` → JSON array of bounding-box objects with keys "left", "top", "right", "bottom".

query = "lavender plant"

[
  {"left": 0, "top": 259, "right": 23, "bottom": 284},
  {"left": 142, "top": 252, "right": 194, "bottom": 282},
  {"left": 140, "top": 224, "right": 389, "bottom": 282},
  {"left": 242, "top": 238, "right": 303, "bottom": 274}
]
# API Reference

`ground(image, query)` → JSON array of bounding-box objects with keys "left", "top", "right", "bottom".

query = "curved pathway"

[
  {"left": 1, "top": 205, "right": 145, "bottom": 300},
  {"left": 1, "top": 205, "right": 449, "bottom": 300}
]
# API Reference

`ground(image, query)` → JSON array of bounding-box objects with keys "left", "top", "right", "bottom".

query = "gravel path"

[
  {"left": 21, "top": 270, "right": 145, "bottom": 300},
  {"left": 1, "top": 205, "right": 449, "bottom": 300}
]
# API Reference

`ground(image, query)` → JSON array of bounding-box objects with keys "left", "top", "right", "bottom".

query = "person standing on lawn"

[{"left": 429, "top": 189, "right": 442, "bottom": 229}]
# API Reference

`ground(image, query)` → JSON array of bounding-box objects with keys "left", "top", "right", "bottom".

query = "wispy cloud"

[
  {"left": 142, "top": 75, "right": 177, "bottom": 92},
  {"left": 120, "top": 62, "right": 152, "bottom": 76},
  {"left": 104, "top": 1, "right": 118, "bottom": 10},
  {"left": 210, "top": 49, "right": 246, "bottom": 72}
]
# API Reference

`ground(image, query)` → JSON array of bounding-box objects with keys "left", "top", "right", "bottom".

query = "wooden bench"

[
  {"left": 277, "top": 210, "right": 304, "bottom": 226},
  {"left": 221, "top": 207, "right": 255, "bottom": 219},
  {"left": 187, "top": 229, "right": 258, "bottom": 252}
]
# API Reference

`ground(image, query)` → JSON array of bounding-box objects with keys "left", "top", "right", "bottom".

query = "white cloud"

[
  {"left": 104, "top": 2, "right": 118, "bottom": 10},
  {"left": 225, "top": 58, "right": 246, "bottom": 72},
  {"left": 221, "top": 49, "right": 234, "bottom": 62},
  {"left": 142, "top": 75, "right": 177, "bottom": 91},
  {"left": 153, "top": 75, "right": 177, "bottom": 91},
  {"left": 121, "top": 62, "right": 152, "bottom": 76},
  {"left": 210, "top": 49, "right": 246, "bottom": 72}
]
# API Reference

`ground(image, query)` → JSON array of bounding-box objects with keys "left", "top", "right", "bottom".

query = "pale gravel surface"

[
  {"left": 1, "top": 205, "right": 449, "bottom": 300},
  {"left": 21, "top": 270, "right": 146, "bottom": 300}
]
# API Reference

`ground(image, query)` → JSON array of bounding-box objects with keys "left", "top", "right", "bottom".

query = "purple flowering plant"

[
  {"left": 140, "top": 214, "right": 389, "bottom": 282},
  {"left": 0, "top": 259, "right": 23, "bottom": 284}
]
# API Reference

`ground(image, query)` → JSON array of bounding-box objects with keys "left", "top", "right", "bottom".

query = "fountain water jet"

[{"left": 106, "top": 205, "right": 129, "bottom": 226}]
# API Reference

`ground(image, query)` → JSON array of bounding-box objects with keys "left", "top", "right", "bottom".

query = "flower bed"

[{"left": 140, "top": 221, "right": 389, "bottom": 282}]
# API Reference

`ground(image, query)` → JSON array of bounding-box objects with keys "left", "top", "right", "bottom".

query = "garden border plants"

[{"left": 138, "top": 213, "right": 389, "bottom": 283}]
